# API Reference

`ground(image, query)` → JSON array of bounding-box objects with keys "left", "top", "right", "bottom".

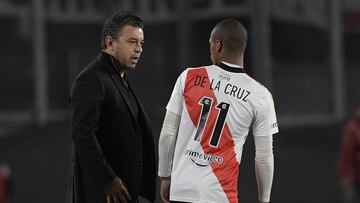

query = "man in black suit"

[{"left": 67, "top": 11, "right": 156, "bottom": 203}]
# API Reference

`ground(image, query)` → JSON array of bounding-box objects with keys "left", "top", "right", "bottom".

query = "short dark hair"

[
  {"left": 101, "top": 11, "right": 143, "bottom": 49},
  {"left": 212, "top": 18, "right": 248, "bottom": 54}
]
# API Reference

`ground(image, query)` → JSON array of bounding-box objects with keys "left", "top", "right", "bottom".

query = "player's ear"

[{"left": 216, "top": 40, "right": 222, "bottom": 53}]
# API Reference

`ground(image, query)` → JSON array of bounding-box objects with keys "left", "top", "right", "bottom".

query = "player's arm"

[
  {"left": 254, "top": 135, "right": 274, "bottom": 203},
  {"left": 252, "top": 90, "right": 278, "bottom": 203},
  {"left": 158, "top": 110, "right": 181, "bottom": 203},
  {"left": 158, "top": 70, "right": 185, "bottom": 178},
  {"left": 158, "top": 110, "right": 181, "bottom": 177}
]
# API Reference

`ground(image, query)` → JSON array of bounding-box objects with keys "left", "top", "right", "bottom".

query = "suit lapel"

[
  {"left": 129, "top": 85, "right": 147, "bottom": 121},
  {"left": 96, "top": 51, "right": 138, "bottom": 121},
  {"left": 108, "top": 72, "right": 137, "bottom": 120}
]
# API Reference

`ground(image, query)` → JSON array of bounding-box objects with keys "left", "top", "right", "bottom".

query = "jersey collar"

[{"left": 218, "top": 61, "right": 245, "bottom": 73}]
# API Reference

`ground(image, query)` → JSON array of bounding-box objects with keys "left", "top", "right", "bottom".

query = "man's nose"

[{"left": 135, "top": 43, "right": 142, "bottom": 53}]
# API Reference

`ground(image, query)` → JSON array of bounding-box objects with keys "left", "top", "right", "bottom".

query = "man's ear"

[
  {"left": 105, "top": 36, "right": 114, "bottom": 50},
  {"left": 216, "top": 40, "right": 222, "bottom": 53}
]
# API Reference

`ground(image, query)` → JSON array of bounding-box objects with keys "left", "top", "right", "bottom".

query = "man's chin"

[{"left": 126, "top": 64, "right": 137, "bottom": 70}]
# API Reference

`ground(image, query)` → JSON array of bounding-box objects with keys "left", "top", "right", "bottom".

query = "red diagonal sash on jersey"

[{"left": 184, "top": 68, "right": 239, "bottom": 203}]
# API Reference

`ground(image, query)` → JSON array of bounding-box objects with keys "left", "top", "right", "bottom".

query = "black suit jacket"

[{"left": 66, "top": 52, "right": 156, "bottom": 203}]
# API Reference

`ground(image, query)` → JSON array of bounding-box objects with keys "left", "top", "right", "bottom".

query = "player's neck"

[{"left": 221, "top": 56, "right": 243, "bottom": 68}]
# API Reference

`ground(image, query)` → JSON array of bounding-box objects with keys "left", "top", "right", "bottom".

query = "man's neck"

[
  {"left": 112, "top": 59, "right": 126, "bottom": 77},
  {"left": 221, "top": 61, "right": 243, "bottom": 68},
  {"left": 103, "top": 50, "right": 126, "bottom": 77},
  {"left": 221, "top": 55, "right": 243, "bottom": 67}
]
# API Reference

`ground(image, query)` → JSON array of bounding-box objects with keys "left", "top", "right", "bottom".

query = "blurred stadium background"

[{"left": 0, "top": 0, "right": 359, "bottom": 202}]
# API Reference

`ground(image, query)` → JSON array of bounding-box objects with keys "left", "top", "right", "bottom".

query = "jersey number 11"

[{"left": 194, "top": 97, "right": 230, "bottom": 148}]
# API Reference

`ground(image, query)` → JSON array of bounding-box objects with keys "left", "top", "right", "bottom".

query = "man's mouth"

[{"left": 131, "top": 56, "right": 139, "bottom": 63}]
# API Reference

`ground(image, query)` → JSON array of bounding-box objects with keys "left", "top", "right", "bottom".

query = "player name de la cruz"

[{"left": 194, "top": 75, "right": 250, "bottom": 102}]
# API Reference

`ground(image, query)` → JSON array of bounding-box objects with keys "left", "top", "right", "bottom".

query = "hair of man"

[
  {"left": 211, "top": 18, "right": 248, "bottom": 54},
  {"left": 101, "top": 11, "right": 144, "bottom": 49}
]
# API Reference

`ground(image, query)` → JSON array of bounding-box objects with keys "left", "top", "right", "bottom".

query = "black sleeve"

[{"left": 70, "top": 72, "right": 116, "bottom": 187}]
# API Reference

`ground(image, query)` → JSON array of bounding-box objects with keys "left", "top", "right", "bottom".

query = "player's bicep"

[
  {"left": 252, "top": 95, "right": 278, "bottom": 137},
  {"left": 166, "top": 72, "right": 186, "bottom": 115}
]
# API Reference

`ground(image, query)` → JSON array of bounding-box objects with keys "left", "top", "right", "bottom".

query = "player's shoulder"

[
  {"left": 182, "top": 64, "right": 218, "bottom": 75},
  {"left": 177, "top": 65, "right": 211, "bottom": 78},
  {"left": 184, "top": 65, "right": 212, "bottom": 71},
  {"left": 244, "top": 74, "right": 269, "bottom": 92},
  {"left": 242, "top": 74, "right": 273, "bottom": 104}
]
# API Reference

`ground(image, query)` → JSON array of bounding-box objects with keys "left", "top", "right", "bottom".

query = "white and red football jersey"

[{"left": 166, "top": 63, "right": 279, "bottom": 203}]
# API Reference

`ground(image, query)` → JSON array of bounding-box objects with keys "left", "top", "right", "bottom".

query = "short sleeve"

[
  {"left": 166, "top": 70, "right": 186, "bottom": 115},
  {"left": 252, "top": 91, "right": 279, "bottom": 137}
]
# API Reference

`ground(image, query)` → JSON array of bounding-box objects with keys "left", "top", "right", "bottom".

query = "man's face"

[{"left": 111, "top": 25, "right": 144, "bottom": 71}]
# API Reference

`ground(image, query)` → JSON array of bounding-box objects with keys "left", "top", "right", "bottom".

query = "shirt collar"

[{"left": 221, "top": 61, "right": 243, "bottom": 69}]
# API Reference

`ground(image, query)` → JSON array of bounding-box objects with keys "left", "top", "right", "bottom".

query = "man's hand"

[
  {"left": 104, "top": 177, "right": 131, "bottom": 203},
  {"left": 160, "top": 177, "right": 171, "bottom": 203}
]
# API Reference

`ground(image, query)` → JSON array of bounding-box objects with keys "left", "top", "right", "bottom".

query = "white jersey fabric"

[{"left": 166, "top": 63, "right": 279, "bottom": 203}]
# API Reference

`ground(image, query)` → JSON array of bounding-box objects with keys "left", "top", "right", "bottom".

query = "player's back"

[{"left": 169, "top": 63, "right": 275, "bottom": 203}]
